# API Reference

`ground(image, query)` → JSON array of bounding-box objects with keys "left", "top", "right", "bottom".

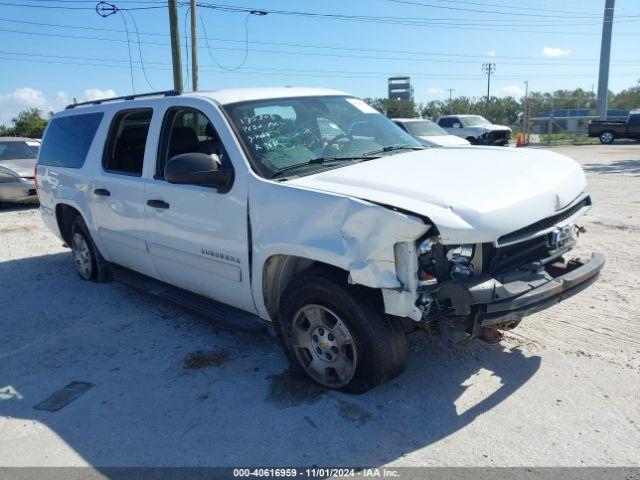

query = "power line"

[
  {"left": 2, "top": 25, "right": 638, "bottom": 67},
  {"left": 0, "top": 49, "right": 637, "bottom": 82},
  {"left": 1, "top": 16, "right": 638, "bottom": 60}
]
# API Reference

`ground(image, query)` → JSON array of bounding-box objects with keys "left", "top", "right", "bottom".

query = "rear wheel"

[
  {"left": 70, "top": 216, "right": 111, "bottom": 282},
  {"left": 279, "top": 270, "right": 407, "bottom": 393},
  {"left": 599, "top": 131, "right": 615, "bottom": 144}
]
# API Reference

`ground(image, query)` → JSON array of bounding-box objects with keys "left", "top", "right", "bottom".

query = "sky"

[{"left": 0, "top": 0, "right": 638, "bottom": 125}]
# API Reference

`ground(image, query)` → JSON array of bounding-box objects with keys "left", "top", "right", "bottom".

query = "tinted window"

[
  {"left": 438, "top": 117, "right": 453, "bottom": 128},
  {"left": 628, "top": 114, "right": 640, "bottom": 126},
  {"left": 103, "top": 109, "right": 152, "bottom": 176},
  {"left": 157, "top": 107, "right": 230, "bottom": 179},
  {"left": 0, "top": 141, "right": 39, "bottom": 160},
  {"left": 38, "top": 113, "right": 103, "bottom": 168}
]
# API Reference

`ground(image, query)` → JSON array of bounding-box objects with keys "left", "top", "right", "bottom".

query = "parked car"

[
  {"left": 588, "top": 110, "right": 640, "bottom": 144},
  {"left": 437, "top": 115, "right": 511, "bottom": 146},
  {"left": 392, "top": 118, "right": 470, "bottom": 147},
  {"left": 0, "top": 137, "right": 40, "bottom": 204},
  {"left": 37, "top": 88, "right": 604, "bottom": 392}
]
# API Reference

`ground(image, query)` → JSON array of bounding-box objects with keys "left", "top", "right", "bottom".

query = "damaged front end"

[{"left": 385, "top": 197, "right": 605, "bottom": 342}]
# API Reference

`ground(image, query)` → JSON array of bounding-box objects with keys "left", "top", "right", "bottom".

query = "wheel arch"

[
  {"left": 55, "top": 203, "right": 84, "bottom": 245},
  {"left": 260, "top": 254, "right": 349, "bottom": 322}
]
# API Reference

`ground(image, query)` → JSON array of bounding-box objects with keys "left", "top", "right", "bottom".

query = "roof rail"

[{"left": 65, "top": 90, "right": 180, "bottom": 110}]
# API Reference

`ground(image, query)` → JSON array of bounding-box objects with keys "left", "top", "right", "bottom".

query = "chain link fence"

[{"left": 516, "top": 97, "right": 630, "bottom": 146}]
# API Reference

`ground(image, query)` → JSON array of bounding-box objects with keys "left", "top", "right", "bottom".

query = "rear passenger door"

[
  {"left": 144, "top": 100, "right": 256, "bottom": 314},
  {"left": 91, "top": 108, "right": 158, "bottom": 277}
]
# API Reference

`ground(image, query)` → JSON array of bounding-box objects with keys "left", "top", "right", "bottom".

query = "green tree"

[
  {"left": 609, "top": 79, "right": 640, "bottom": 109},
  {"left": 363, "top": 98, "right": 419, "bottom": 118},
  {"left": 10, "top": 108, "right": 48, "bottom": 138}
]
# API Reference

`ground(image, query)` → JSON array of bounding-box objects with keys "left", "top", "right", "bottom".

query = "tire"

[
  {"left": 599, "top": 131, "right": 615, "bottom": 144},
  {"left": 278, "top": 269, "right": 407, "bottom": 394},
  {"left": 466, "top": 137, "right": 477, "bottom": 145},
  {"left": 70, "top": 216, "right": 111, "bottom": 282}
]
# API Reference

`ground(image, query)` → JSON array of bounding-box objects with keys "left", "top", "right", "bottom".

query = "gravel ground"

[{"left": 0, "top": 144, "right": 638, "bottom": 468}]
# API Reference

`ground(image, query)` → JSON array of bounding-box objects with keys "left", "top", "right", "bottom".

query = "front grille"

[
  {"left": 487, "top": 236, "right": 549, "bottom": 274},
  {"left": 497, "top": 196, "right": 591, "bottom": 246}
]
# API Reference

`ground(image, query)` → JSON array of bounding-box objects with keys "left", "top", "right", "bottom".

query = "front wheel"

[
  {"left": 279, "top": 270, "right": 407, "bottom": 393},
  {"left": 599, "top": 131, "right": 615, "bottom": 144},
  {"left": 466, "top": 137, "right": 478, "bottom": 145}
]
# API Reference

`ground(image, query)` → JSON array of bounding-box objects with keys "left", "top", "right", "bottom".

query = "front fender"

[{"left": 248, "top": 175, "right": 429, "bottom": 319}]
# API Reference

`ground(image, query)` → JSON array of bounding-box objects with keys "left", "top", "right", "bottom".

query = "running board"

[{"left": 111, "top": 265, "right": 268, "bottom": 333}]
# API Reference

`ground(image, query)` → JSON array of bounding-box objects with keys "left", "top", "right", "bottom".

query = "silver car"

[{"left": 0, "top": 137, "right": 40, "bottom": 204}]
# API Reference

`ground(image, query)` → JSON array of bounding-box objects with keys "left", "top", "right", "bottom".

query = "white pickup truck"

[{"left": 36, "top": 88, "right": 604, "bottom": 392}]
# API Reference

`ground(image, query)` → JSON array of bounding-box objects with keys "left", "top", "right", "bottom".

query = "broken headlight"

[
  {"left": 418, "top": 238, "right": 475, "bottom": 286},
  {"left": 446, "top": 245, "right": 475, "bottom": 280}
]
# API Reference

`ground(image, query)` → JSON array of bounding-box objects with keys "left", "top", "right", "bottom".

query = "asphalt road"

[{"left": 0, "top": 144, "right": 639, "bottom": 468}]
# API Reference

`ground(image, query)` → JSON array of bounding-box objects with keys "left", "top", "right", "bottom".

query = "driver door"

[{"left": 144, "top": 99, "right": 256, "bottom": 313}]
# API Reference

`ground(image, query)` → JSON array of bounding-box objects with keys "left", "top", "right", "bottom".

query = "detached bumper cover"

[{"left": 481, "top": 253, "right": 605, "bottom": 326}]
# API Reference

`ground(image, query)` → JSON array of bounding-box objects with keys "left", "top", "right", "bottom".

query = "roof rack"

[{"left": 65, "top": 90, "right": 180, "bottom": 110}]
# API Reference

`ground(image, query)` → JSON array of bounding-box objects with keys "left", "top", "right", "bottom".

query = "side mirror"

[
  {"left": 165, "top": 152, "right": 233, "bottom": 190},
  {"left": 453, "top": 122, "right": 462, "bottom": 128}
]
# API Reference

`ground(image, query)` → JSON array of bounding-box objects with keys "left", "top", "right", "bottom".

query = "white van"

[{"left": 36, "top": 88, "right": 604, "bottom": 392}]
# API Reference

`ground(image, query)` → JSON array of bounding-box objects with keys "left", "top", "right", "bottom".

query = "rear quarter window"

[{"left": 38, "top": 112, "right": 104, "bottom": 168}]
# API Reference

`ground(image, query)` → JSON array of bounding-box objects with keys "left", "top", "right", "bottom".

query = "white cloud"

[
  {"left": 83, "top": 88, "right": 117, "bottom": 101},
  {"left": 0, "top": 88, "right": 116, "bottom": 126},
  {"left": 498, "top": 85, "right": 525, "bottom": 97},
  {"left": 542, "top": 46, "right": 571, "bottom": 57},
  {"left": 488, "top": 50, "right": 496, "bottom": 57}
]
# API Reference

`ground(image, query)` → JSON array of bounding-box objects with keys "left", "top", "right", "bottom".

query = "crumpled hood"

[
  {"left": 287, "top": 146, "right": 587, "bottom": 244},
  {"left": 0, "top": 158, "right": 36, "bottom": 178}
]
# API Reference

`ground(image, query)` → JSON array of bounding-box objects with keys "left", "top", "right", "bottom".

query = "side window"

[
  {"left": 38, "top": 112, "right": 103, "bottom": 168},
  {"left": 629, "top": 114, "right": 640, "bottom": 127},
  {"left": 103, "top": 109, "right": 152, "bottom": 176},
  {"left": 156, "top": 107, "right": 229, "bottom": 179},
  {"left": 438, "top": 118, "right": 452, "bottom": 128}
]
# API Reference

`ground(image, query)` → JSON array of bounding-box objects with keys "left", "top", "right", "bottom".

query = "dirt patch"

[
  {"left": 265, "top": 369, "right": 326, "bottom": 409},
  {"left": 183, "top": 349, "right": 231, "bottom": 369},
  {"left": 338, "top": 400, "right": 374, "bottom": 425},
  {"left": 0, "top": 225, "right": 38, "bottom": 234}
]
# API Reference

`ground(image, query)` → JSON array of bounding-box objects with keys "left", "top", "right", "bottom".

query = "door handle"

[
  {"left": 94, "top": 188, "right": 110, "bottom": 197},
  {"left": 147, "top": 199, "right": 170, "bottom": 209}
]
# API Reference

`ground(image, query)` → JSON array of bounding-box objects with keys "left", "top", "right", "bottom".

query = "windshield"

[
  {"left": 403, "top": 120, "right": 448, "bottom": 137},
  {"left": 461, "top": 115, "right": 490, "bottom": 127},
  {"left": 0, "top": 140, "right": 39, "bottom": 160},
  {"left": 223, "top": 96, "right": 422, "bottom": 178}
]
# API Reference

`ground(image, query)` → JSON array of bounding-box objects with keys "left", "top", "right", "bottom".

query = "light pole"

[
  {"left": 522, "top": 80, "right": 529, "bottom": 136},
  {"left": 446, "top": 88, "right": 455, "bottom": 114},
  {"left": 597, "top": 0, "right": 615, "bottom": 119},
  {"left": 482, "top": 63, "right": 496, "bottom": 120}
]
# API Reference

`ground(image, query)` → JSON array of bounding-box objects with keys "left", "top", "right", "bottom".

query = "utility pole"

[
  {"left": 190, "top": 0, "right": 198, "bottom": 91},
  {"left": 167, "top": 0, "right": 183, "bottom": 92},
  {"left": 522, "top": 80, "right": 529, "bottom": 136},
  {"left": 596, "top": 0, "right": 615, "bottom": 119},
  {"left": 447, "top": 88, "right": 455, "bottom": 114},
  {"left": 482, "top": 63, "right": 496, "bottom": 120}
]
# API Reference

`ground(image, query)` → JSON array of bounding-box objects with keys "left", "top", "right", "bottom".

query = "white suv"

[{"left": 36, "top": 88, "right": 604, "bottom": 392}]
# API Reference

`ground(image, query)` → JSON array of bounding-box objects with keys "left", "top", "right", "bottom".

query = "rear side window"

[
  {"left": 103, "top": 109, "right": 152, "bottom": 176},
  {"left": 38, "top": 112, "right": 103, "bottom": 168},
  {"left": 438, "top": 117, "right": 453, "bottom": 128}
]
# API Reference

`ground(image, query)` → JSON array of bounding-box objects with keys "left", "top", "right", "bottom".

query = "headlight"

[
  {"left": 446, "top": 244, "right": 475, "bottom": 280},
  {"left": 0, "top": 171, "right": 21, "bottom": 183}
]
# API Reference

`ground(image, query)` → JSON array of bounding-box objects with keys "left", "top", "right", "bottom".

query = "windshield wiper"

[
  {"left": 270, "top": 155, "right": 380, "bottom": 179},
  {"left": 362, "top": 144, "right": 426, "bottom": 156}
]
